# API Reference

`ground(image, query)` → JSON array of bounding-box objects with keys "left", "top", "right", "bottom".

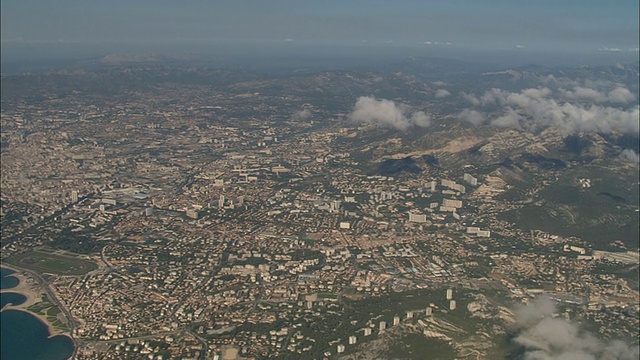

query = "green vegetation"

[
  {"left": 316, "top": 292, "right": 338, "bottom": 300},
  {"left": 277, "top": 287, "right": 512, "bottom": 359},
  {"left": 25, "top": 294, "right": 69, "bottom": 331},
  {"left": 0, "top": 208, "right": 29, "bottom": 229},
  {"left": 27, "top": 294, "right": 52, "bottom": 313},
  {"left": 386, "top": 334, "right": 457, "bottom": 360},
  {"left": 7, "top": 250, "right": 97, "bottom": 275},
  {"left": 47, "top": 306, "right": 61, "bottom": 316},
  {"left": 499, "top": 164, "right": 639, "bottom": 249},
  {"left": 49, "top": 228, "right": 105, "bottom": 254},
  {"left": 592, "top": 261, "right": 640, "bottom": 290},
  {"left": 233, "top": 257, "right": 269, "bottom": 266},
  {"left": 291, "top": 249, "right": 324, "bottom": 262},
  {"left": 218, "top": 274, "right": 236, "bottom": 281}
]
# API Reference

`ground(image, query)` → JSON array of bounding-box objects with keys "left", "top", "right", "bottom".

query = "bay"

[
  {"left": 1, "top": 309, "right": 75, "bottom": 360},
  {"left": 1, "top": 292, "right": 27, "bottom": 307},
  {"left": 1, "top": 268, "right": 75, "bottom": 360},
  {"left": 1, "top": 267, "right": 20, "bottom": 289}
]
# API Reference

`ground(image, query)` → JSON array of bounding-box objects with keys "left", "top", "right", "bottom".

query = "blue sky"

[{"left": 1, "top": 0, "right": 638, "bottom": 63}]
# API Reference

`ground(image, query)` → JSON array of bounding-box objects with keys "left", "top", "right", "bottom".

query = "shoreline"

[
  {"left": 1, "top": 308, "right": 73, "bottom": 341},
  {"left": 1, "top": 266, "right": 70, "bottom": 338}
]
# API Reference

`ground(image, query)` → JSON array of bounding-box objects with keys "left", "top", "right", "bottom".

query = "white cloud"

[
  {"left": 491, "top": 108, "right": 524, "bottom": 129},
  {"left": 456, "top": 109, "right": 485, "bottom": 126},
  {"left": 561, "top": 86, "right": 604, "bottom": 102},
  {"left": 607, "top": 87, "right": 636, "bottom": 103},
  {"left": 461, "top": 88, "right": 512, "bottom": 106},
  {"left": 292, "top": 108, "right": 311, "bottom": 120},
  {"left": 348, "top": 96, "right": 431, "bottom": 131},
  {"left": 411, "top": 111, "right": 431, "bottom": 127},
  {"left": 561, "top": 86, "right": 636, "bottom": 104},
  {"left": 458, "top": 86, "right": 639, "bottom": 134},
  {"left": 598, "top": 47, "right": 622, "bottom": 52},
  {"left": 435, "top": 89, "right": 451, "bottom": 98},
  {"left": 514, "top": 297, "right": 639, "bottom": 360},
  {"left": 460, "top": 92, "right": 481, "bottom": 106},
  {"left": 619, "top": 149, "right": 639, "bottom": 163},
  {"left": 516, "top": 44, "right": 525, "bottom": 49},
  {"left": 481, "top": 88, "right": 511, "bottom": 105},
  {"left": 521, "top": 88, "right": 552, "bottom": 99}
]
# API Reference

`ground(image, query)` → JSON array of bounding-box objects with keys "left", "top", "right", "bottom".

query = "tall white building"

[
  {"left": 186, "top": 209, "right": 199, "bottom": 219},
  {"left": 425, "top": 307, "right": 432, "bottom": 316},
  {"left": 408, "top": 213, "right": 427, "bottom": 223},
  {"left": 467, "top": 227, "right": 490, "bottom": 237},
  {"left": 463, "top": 173, "right": 478, "bottom": 186},
  {"left": 442, "top": 199, "right": 462, "bottom": 208},
  {"left": 71, "top": 190, "right": 79, "bottom": 203},
  {"left": 441, "top": 179, "right": 465, "bottom": 193},
  {"left": 467, "top": 227, "right": 481, "bottom": 234},
  {"left": 441, "top": 179, "right": 456, "bottom": 188}
]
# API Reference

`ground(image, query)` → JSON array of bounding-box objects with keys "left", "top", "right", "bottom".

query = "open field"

[{"left": 6, "top": 250, "right": 97, "bottom": 275}]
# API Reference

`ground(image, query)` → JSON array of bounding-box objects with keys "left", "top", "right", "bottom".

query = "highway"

[{"left": 3, "top": 264, "right": 80, "bottom": 359}]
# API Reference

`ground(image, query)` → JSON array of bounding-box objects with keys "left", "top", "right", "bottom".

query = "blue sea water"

[
  {"left": 0, "top": 268, "right": 75, "bottom": 360},
  {"left": 1, "top": 267, "right": 20, "bottom": 289},
  {"left": 1, "top": 310, "right": 75, "bottom": 360},
  {"left": 1, "top": 292, "right": 27, "bottom": 308}
]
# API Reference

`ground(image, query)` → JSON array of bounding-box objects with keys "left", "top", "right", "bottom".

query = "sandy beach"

[{"left": 1, "top": 266, "right": 68, "bottom": 337}]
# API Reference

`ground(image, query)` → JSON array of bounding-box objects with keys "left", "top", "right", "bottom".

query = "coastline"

[
  {"left": 1, "top": 266, "right": 69, "bottom": 338},
  {"left": 2, "top": 308, "right": 72, "bottom": 341}
]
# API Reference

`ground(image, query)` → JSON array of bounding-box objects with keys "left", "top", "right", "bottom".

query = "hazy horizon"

[
  {"left": 1, "top": 41, "right": 638, "bottom": 74},
  {"left": 2, "top": 0, "right": 638, "bottom": 72}
]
